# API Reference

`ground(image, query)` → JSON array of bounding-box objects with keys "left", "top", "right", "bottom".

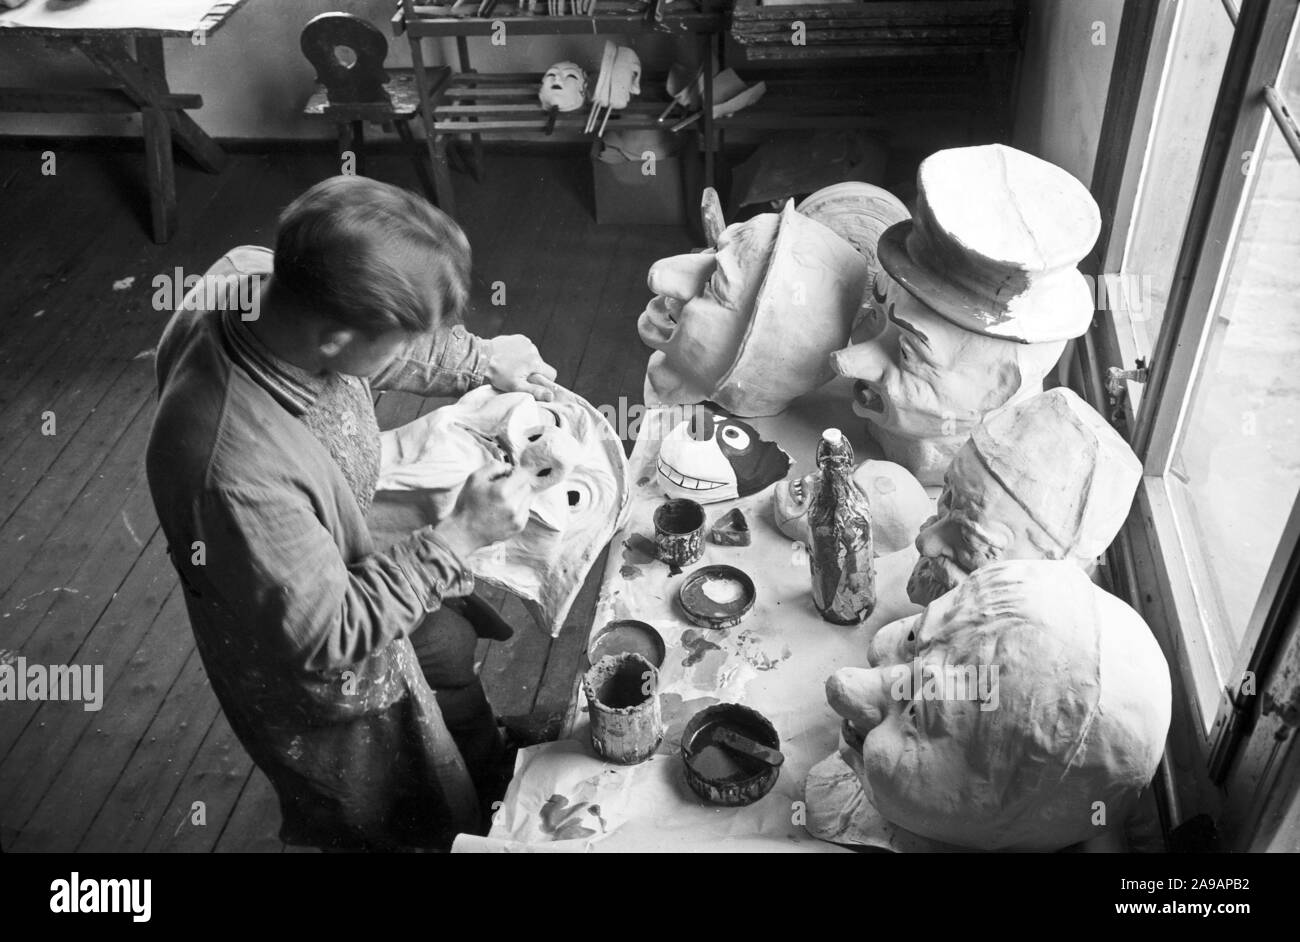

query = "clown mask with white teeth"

[{"left": 657, "top": 403, "right": 790, "bottom": 504}]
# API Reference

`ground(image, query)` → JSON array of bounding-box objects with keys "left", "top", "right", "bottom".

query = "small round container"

[
  {"left": 588, "top": 619, "right": 667, "bottom": 670},
  {"left": 583, "top": 652, "right": 663, "bottom": 765},
  {"left": 678, "top": 564, "right": 756, "bottom": 629},
  {"left": 680, "top": 703, "right": 781, "bottom": 807},
  {"left": 653, "top": 498, "right": 706, "bottom": 568}
]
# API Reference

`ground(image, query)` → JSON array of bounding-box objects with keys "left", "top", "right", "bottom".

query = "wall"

[
  {"left": 2, "top": 0, "right": 1118, "bottom": 154},
  {"left": 1012, "top": 0, "right": 1123, "bottom": 185},
  {"left": 0, "top": 1, "right": 683, "bottom": 140}
]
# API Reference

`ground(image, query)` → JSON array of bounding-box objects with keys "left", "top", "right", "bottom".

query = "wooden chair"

[{"left": 300, "top": 12, "right": 451, "bottom": 206}]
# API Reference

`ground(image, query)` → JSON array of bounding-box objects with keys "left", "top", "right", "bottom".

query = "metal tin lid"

[{"left": 678, "top": 564, "right": 756, "bottom": 629}]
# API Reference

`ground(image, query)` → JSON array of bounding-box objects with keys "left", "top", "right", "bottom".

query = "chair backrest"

[{"left": 300, "top": 12, "right": 391, "bottom": 106}]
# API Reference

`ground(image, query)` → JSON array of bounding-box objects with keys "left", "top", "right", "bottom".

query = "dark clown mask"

[{"left": 657, "top": 403, "right": 790, "bottom": 504}]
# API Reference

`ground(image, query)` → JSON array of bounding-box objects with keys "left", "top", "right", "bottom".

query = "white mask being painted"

[{"left": 372, "top": 385, "right": 629, "bottom": 636}]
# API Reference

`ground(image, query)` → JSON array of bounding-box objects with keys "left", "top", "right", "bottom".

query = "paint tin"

[
  {"left": 653, "top": 498, "right": 706, "bottom": 568},
  {"left": 678, "top": 564, "right": 756, "bottom": 629},
  {"left": 583, "top": 652, "right": 663, "bottom": 765},
  {"left": 681, "top": 703, "right": 781, "bottom": 806}
]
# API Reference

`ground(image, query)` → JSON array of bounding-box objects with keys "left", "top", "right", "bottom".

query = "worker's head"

[{"left": 264, "top": 175, "right": 471, "bottom": 376}]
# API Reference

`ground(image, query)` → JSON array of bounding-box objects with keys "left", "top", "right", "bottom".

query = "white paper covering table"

[{"left": 459, "top": 377, "right": 934, "bottom": 852}]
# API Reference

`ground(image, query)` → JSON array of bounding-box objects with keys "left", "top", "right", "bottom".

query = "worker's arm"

[
  {"left": 371, "top": 327, "right": 560, "bottom": 401},
  {"left": 195, "top": 464, "right": 530, "bottom": 673},
  {"left": 370, "top": 324, "right": 490, "bottom": 398}
]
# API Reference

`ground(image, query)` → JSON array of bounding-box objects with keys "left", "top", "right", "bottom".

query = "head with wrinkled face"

[
  {"left": 905, "top": 446, "right": 1057, "bottom": 604},
  {"left": 831, "top": 271, "right": 1065, "bottom": 485},
  {"left": 826, "top": 560, "right": 1170, "bottom": 851},
  {"left": 608, "top": 47, "right": 641, "bottom": 109},
  {"left": 539, "top": 62, "right": 587, "bottom": 112},
  {"left": 906, "top": 387, "right": 1142, "bottom": 605},
  {"left": 639, "top": 202, "right": 866, "bottom": 417}
]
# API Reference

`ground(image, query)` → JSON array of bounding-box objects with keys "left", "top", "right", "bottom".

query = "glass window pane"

[
  {"left": 1119, "top": 0, "right": 1235, "bottom": 356},
  {"left": 1282, "top": 24, "right": 1300, "bottom": 102},
  {"left": 1169, "top": 120, "right": 1300, "bottom": 655}
]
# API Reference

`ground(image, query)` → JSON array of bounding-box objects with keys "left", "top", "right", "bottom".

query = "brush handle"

[{"left": 714, "top": 727, "right": 784, "bottom": 768}]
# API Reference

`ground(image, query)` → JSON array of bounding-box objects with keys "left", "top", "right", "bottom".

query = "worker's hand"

[
  {"left": 435, "top": 462, "right": 533, "bottom": 558},
  {"left": 484, "top": 334, "right": 559, "bottom": 402}
]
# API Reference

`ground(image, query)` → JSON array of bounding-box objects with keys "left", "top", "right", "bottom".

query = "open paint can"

[
  {"left": 680, "top": 703, "right": 781, "bottom": 806},
  {"left": 583, "top": 652, "right": 663, "bottom": 765},
  {"left": 653, "top": 498, "right": 706, "bottom": 568}
]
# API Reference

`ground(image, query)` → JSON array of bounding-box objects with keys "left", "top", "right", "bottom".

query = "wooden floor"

[{"left": 0, "top": 145, "right": 691, "bottom": 852}]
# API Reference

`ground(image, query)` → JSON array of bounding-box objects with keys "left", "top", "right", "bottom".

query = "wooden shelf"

[{"left": 395, "top": 8, "right": 722, "bottom": 38}]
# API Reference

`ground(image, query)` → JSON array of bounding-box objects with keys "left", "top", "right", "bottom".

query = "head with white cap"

[
  {"left": 639, "top": 202, "right": 867, "bottom": 417},
  {"left": 907, "top": 387, "right": 1141, "bottom": 606},
  {"left": 832, "top": 144, "right": 1101, "bottom": 485}
]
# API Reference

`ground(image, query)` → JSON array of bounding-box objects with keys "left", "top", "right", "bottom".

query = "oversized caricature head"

[
  {"left": 827, "top": 560, "right": 1171, "bottom": 851},
  {"left": 608, "top": 47, "right": 641, "bottom": 109},
  {"left": 907, "top": 388, "right": 1141, "bottom": 606},
  {"left": 374, "top": 385, "right": 628, "bottom": 636},
  {"left": 657, "top": 403, "right": 790, "bottom": 504},
  {"left": 832, "top": 271, "right": 1066, "bottom": 485},
  {"left": 539, "top": 61, "right": 588, "bottom": 112},
  {"left": 831, "top": 144, "right": 1100, "bottom": 485},
  {"left": 639, "top": 201, "right": 867, "bottom": 417}
]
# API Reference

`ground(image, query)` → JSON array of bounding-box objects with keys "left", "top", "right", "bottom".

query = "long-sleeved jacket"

[{"left": 146, "top": 246, "right": 491, "bottom": 850}]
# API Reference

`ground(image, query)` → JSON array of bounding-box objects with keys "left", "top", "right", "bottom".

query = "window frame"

[{"left": 1084, "top": 0, "right": 1300, "bottom": 819}]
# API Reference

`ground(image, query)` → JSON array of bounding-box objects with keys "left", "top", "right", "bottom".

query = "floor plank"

[
  {"left": 12, "top": 589, "right": 192, "bottom": 852},
  {"left": 77, "top": 647, "right": 223, "bottom": 852}
]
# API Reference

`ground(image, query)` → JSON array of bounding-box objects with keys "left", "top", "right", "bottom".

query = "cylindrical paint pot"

[
  {"left": 583, "top": 652, "right": 663, "bottom": 765},
  {"left": 653, "top": 498, "right": 706, "bottom": 568}
]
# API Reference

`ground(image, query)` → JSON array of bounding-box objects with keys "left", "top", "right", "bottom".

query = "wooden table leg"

[
  {"left": 133, "top": 37, "right": 227, "bottom": 174},
  {"left": 351, "top": 120, "right": 366, "bottom": 176},
  {"left": 77, "top": 36, "right": 227, "bottom": 242},
  {"left": 456, "top": 36, "right": 486, "bottom": 185},
  {"left": 406, "top": 34, "right": 456, "bottom": 216},
  {"left": 338, "top": 121, "right": 355, "bottom": 173},
  {"left": 142, "top": 104, "right": 177, "bottom": 243},
  {"left": 396, "top": 120, "right": 439, "bottom": 204}
]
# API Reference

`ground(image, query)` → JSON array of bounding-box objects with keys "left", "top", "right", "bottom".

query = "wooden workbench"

[
  {"left": 0, "top": 0, "right": 253, "bottom": 243},
  {"left": 467, "top": 377, "right": 932, "bottom": 851}
]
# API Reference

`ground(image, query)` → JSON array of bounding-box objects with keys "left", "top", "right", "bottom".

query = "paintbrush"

[{"left": 713, "top": 727, "right": 784, "bottom": 768}]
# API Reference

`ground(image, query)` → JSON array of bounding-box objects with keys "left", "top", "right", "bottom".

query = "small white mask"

[{"left": 539, "top": 61, "right": 587, "bottom": 113}]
